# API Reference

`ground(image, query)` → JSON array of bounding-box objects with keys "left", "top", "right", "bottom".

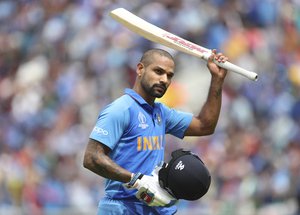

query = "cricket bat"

[{"left": 109, "top": 8, "right": 258, "bottom": 81}]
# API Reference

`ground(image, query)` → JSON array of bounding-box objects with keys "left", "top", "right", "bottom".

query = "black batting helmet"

[{"left": 158, "top": 148, "right": 211, "bottom": 200}]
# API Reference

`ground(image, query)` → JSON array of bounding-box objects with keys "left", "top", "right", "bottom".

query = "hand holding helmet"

[{"left": 124, "top": 168, "right": 177, "bottom": 207}]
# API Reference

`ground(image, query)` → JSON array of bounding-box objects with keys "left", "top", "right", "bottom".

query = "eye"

[
  {"left": 155, "top": 68, "right": 164, "bottom": 75},
  {"left": 153, "top": 67, "right": 174, "bottom": 80},
  {"left": 167, "top": 73, "right": 174, "bottom": 79}
]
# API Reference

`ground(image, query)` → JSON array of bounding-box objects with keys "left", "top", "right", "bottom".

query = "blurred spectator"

[{"left": 0, "top": 0, "right": 300, "bottom": 214}]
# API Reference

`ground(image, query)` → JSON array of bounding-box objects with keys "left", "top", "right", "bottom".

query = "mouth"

[{"left": 154, "top": 85, "right": 166, "bottom": 93}]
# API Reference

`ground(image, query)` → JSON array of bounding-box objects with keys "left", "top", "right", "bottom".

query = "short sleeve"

[
  {"left": 89, "top": 99, "right": 130, "bottom": 150},
  {"left": 161, "top": 103, "right": 193, "bottom": 139}
]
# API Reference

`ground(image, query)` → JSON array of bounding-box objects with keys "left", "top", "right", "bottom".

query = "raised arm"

[
  {"left": 83, "top": 138, "right": 132, "bottom": 183},
  {"left": 184, "top": 49, "right": 228, "bottom": 136}
]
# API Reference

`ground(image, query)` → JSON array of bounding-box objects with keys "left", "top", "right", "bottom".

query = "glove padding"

[{"left": 124, "top": 166, "right": 177, "bottom": 207}]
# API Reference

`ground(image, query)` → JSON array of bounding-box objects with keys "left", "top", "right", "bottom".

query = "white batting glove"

[{"left": 124, "top": 167, "right": 177, "bottom": 207}]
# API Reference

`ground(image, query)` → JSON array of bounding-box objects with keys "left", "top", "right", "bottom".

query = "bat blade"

[{"left": 109, "top": 8, "right": 258, "bottom": 81}]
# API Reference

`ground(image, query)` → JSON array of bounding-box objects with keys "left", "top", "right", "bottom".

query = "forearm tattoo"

[
  {"left": 84, "top": 140, "right": 130, "bottom": 182},
  {"left": 213, "top": 88, "right": 222, "bottom": 99}
]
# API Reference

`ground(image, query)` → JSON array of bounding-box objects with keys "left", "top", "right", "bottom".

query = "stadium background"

[{"left": 0, "top": 0, "right": 300, "bottom": 214}]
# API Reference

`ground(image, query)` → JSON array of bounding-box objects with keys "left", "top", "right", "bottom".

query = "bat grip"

[
  {"left": 202, "top": 52, "right": 258, "bottom": 81},
  {"left": 216, "top": 61, "right": 258, "bottom": 81}
]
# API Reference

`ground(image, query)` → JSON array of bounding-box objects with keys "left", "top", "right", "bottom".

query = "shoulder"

[
  {"left": 109, "top": 94, "right": 134, "bottom": 109},
  {"left": 155, "top": 101, "right": 193, "bottom": 121},
  {"left": 104, "top": 94, "right": 136, "bottom": 111},
  {"left": 155, "top": 101, "right": 171, "bottom": 113},
  {"left": 100, "top": 94, "right": 135, "bottom": 119}
]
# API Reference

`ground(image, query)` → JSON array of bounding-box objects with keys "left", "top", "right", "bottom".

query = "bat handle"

[
  {"left": 202, "top": 52, "right": 258, "bottom": 81},
  {"left": 217, "top": 61, "right": 258, "bottom": 81}
]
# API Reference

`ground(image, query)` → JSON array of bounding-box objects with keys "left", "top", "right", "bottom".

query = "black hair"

[{"left": 140, "top": 48, "right": 174, "bottom": 67}]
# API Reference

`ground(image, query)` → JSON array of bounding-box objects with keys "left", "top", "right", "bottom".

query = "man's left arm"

[{"left": 184, "top": 49, "right": 228, "bottom": 136}]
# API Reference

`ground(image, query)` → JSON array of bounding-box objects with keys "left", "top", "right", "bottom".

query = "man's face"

[{"left": 138, "top": 54, "right": 175, "bottom": 98}]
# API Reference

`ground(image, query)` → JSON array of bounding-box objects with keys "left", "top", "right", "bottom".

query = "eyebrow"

[{"left": 153, "top": 66, "right": 174, "bottom": 75}]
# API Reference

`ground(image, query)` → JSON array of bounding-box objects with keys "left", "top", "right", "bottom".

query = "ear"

[{"left": 137, "top": 62, "right": 144, "bottom": 77}]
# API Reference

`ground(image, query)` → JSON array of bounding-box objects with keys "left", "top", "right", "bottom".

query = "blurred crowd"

[{"left": 0, "top": 0, "right": 300, "bottom": 214}]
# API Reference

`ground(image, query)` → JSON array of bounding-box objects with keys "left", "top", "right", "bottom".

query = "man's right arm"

[
  {"left": 83, "top": 138, "right": 132, "bottom": 183},
  {"left": 184, "top": 50, "right": 228, "bottom": 137},
  {"left": 83, "top": 139, "right": 176, "bottom": 207}
]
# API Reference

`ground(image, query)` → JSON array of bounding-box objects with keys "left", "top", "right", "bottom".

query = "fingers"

[
  {"left": 215, "top": 52, "right": 228, "bottom": 63},
  {"left": 148, "top": 192, "right": 170, "bottom": 207},
  {"left": 209, "top": 49, "right": 228, "bottom": 63},
  {"left": 149, "top": 195, "right": 165, "bottom": 206},
  {"left": 137, "top": 187, "right": 166, "bottom": 207},
  {"left": 136, "top": 184, "right": 175, "bottom": 207}
]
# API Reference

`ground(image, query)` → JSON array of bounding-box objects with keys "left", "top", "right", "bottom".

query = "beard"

[{"left": 141, "top": 79, "right": 167, "bottom": 98}]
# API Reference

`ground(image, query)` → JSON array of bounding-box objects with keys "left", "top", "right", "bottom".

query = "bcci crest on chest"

[{"left": 156, "top": 113, "right": 162, "bottom": 125}]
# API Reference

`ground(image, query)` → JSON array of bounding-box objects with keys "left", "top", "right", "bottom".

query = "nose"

[{"left": 160, "top": 74, "right": 168, "bottom": 84}]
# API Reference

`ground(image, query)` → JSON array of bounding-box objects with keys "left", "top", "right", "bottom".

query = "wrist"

[
  {"left": 211, "top": 75, "right": 225, "bottom": 85},
  {"left": 127, "top": 172, "right": 143, "bottom": 188},
  {"left": 208, "top": 78, "right": 223, "bottom": 99}
]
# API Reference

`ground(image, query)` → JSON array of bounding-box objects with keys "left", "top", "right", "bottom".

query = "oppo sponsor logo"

[{"left": 93, "top": 127, "right": 108, "bottom": 135}]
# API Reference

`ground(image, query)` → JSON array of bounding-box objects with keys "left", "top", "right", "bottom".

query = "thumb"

[
  {"left": 208, "top": 49, "right": 217, "bottom": 62},
  {"left": 152, "top": 166, "right": 161, "bottom": 177}
]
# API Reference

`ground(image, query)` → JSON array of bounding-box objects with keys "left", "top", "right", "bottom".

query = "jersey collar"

[{"left": 125, "top": 88, "right": 155, "bottom": 111}]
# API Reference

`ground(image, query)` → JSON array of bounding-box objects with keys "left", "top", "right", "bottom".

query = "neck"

[{"left": 132, "top": 84, "right": 155, "bottom": 106}]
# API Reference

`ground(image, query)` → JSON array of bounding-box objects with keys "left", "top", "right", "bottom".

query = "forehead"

[{"left": 149, "top": 53, "right": 175, "bottom": 70}]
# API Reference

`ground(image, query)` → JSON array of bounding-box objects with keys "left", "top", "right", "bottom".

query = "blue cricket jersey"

[{"left": 89, "top": 88, "right": 193, "bottom": 199}]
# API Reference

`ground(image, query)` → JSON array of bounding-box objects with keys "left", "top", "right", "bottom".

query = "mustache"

[{"left": 153, "top": 83, "right": 167, "bottom": 91}]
